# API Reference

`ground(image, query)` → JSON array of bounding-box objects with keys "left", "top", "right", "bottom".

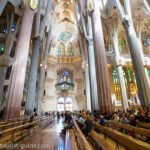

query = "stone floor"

[{"left": 13, "top": 118, "right": 65, "bottom": 150}]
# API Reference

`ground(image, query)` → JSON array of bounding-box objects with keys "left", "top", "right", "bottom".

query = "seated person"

[
  {"left": 82, "top": 116, "right": 93, "bottom": 136},
  {"left": 60, "top": 116, "right": 73, "bottom": 135},
  {"left": 29, "top": 115, "right": 34, "bottom": 123},
  {"left": 77, "top": 114, "right": 85, "bottom": 129},
  {"left": 145, "top": 112, "right": 150, "bottom": 123},
  {"left": 22, "top": 115, "right": 29, "bottom": 124},
  {"left": 113, "top": 114, "right": 120, "bottom": 122},
  {"left": 120, "top": 114, "right": 128, "bottom": 124}
]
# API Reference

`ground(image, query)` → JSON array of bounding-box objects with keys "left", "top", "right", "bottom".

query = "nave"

[
  {"left": 13, "top": 118, "right": 65, "bottom": 150},
  {"left": 1, "top": 0, "right": 150, "bottom": 149}
]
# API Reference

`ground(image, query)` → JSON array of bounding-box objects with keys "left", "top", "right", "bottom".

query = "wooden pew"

[
  {"left": 0, "top": 122, "right": 6, "bottom": 125},
  {"left": 107, "top": 121, "right": 150, "bottom": 141},
  {"left": 65, "top": 129, "right": 78, "bottom": 150},
  {"left": 0, "top": 122, "right": 21, "bottom": 131},
  {"left": 93, "top": 123, "right": 150, "bottom": 150},
  {"left": 73, "top": 119, "right": 93, "bottom": 150},
  {"left": 88, "top": 130, "right": 116, "bottom": 150},
  {"left": 7, "top": 118, "right": 21, "bottom": 123},
  {"left": 0, "top": 116, "right": 54, "bottom": 149},
  {"left": 136, "top": 121, "right": 150, "bottom": 129}
]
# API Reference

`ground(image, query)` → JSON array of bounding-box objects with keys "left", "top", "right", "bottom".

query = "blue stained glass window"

[
  {"left": 62, "top": 71, "right": 69, "bottom": 76},
  {"left": 60, "top": 32, "right": 72, "bottom": 42},
  {"left": 148, "top": 38, "right": 150, "bottom": 45},
  {"left": 11, "top": 22, "right": 16, "bottom": 32},
  {"left": 3, "top": 29, "right": 7, "bottom": 34},
  {"left": 67, "top": 78, "right": 71, "bottom": 83},
  {"left": 60, "top": 79, "right": 64, "bottom": 83}
]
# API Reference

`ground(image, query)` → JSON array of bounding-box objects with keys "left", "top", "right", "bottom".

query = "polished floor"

[{"left": 14, "top": 118, "right": 65, "bottom": 150}]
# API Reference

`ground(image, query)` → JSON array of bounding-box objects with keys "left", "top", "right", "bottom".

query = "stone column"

[
  {"left": 117, "top": 65, "right": 129, "bottom": 110},
  {"left": 3, "top": 7, "right": 34, "bottom": 119},
  {"left": 111, "top": 30, "right": 129, "bottom": 110},
  {"left": 123, "top": 17, "right": 150, "bottom": 107},
  {"left": 91, "top": 2, "right": 112, "bottom": 114},
  {"left": 85, "top": 14, "right": 99, "bottom": 111},
  {"left": 37, "top": 66, "right": 45, "bottom": 115},
  {"left": 84, "top": 65, "right": 91, "bottom": 111},
  {"left": 25, "top": 37, "right": 41, "bottom": 116},
  {"left": 87, "top": 37, "right": 99, "bottom": 110}
]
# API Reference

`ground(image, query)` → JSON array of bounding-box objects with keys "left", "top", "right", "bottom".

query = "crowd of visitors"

[{"left": 59, "top": 107, "right": 150, "bottom": 139}]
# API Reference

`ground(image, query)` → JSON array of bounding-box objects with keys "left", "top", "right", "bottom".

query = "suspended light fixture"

[{"left": 55, "top": 71, "right": 74, "bottom": 92}]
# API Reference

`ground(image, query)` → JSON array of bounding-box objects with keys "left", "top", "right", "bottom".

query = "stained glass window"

[
  {"left": 66, "top": 43, "right": 73, "bottom": 56},
  {"left": 118, "top": 41, "right": 122, "bottom": 53},
  {"left": 0, "top": 43, "right": 5, "bottom": 55},
  {"left": 62, "top": 71, "right": 69, "bottom": 76},
  {"left": 57, "top": 43, "right": 65, "bottom": 56},
  {"left": 60, "top": 32, "right": 72, "bottom": 42},
  {"left": 113, "top": 69, "right": 118, "bottom": 84},
  {"left": 147, "top": 68, "right": 150, "bottom": 79},
  {"left": 128, "top": 68, "right": 132, "bottom": 82},
  {"left": 109, "top": 46, "right": 113, "bottom": 52},
  {"left": 67, "top": 78, "right": 71, "bottom": 83},
  {"left": 60, "top": 79, "right": 64, "bottom": 83},
  {"left": 148, "top": 38, "right": 150, "bottom": 45},
  {"left": 133, "top": 72, "right": 136, "bottom": 83},
  {"left": 123, "top": 70, "right": 127, "bottom": 85}
]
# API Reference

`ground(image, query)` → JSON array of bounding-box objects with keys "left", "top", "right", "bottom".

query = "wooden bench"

[
  {"left": 88, "top": 130, "right": 116, "bottom": 150},
  {"left": 0, "top": 122, "right": 6, "bottom": 125},
  {"left": 65, "top": 129, "right": 78, "bottom": 150},
  {"left": 73, "top": 119, "right": 93, "bottom": 150},
  {"left": 107, "top": 121, "right": 150, "bottom": 141},
  {"left": 136, "top": 121, "right": 150, "bottom": 129},
  {"left": 0, "top": 122, "right": 21, "bottom": 131},
  {"left": 0, "top": 116, "right": 54, "bottom": 149},
  {"left": 93, "top": 123, "right": 150, "bottom": 150}
]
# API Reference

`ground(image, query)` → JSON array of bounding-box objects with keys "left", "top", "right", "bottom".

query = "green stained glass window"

[
  {"left": 57, "top": 43, "right": 65, "bottom": 56},
  {"left": 60, "top": 32, "right": 72, "bottom": 42},
  {"left": 113, "top": 69, "right": 118, "bottom": 84},
  {"left": 128, "top": 68, "right": 132, "bottom": 82},
  {"left": 123, "top": 71, "right": 127, "bottom": 85},
  {"left": 147, "top": 68, "right": 150, "bottom": 79},
  {"left": 133, "top": 72, "right": 136, "bottom": 83},
  {"left": 109, "top": 47, "right": 113, "bottom": 52},
  {"left": 0, "top": 43, "right": 5, "bottom": 55},
  {"left": 119, "top": 47, "right": 122, "bottom": 52},
  {"left": 118, "top": 41, "right": 122, "bottom": 45},
  {"left": 66, "top": 43, "right": 73, "bottom": 56},
  {"left": 148, "top": 48, "right": 150, "bottom": 52}
]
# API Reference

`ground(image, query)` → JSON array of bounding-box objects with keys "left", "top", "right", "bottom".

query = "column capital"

[
  {"left": 87, "top": 0, "right": 95, "bottom": 16},
  {"left": 122, "top": 15, "right": 133, "bottom": 28},
  {"left": 87, "top": 37, "right": 93, "bottom": 45},
  {"left": 115, "top": 64, "right": 123, "bottom": 68},
  {"left": 33, "top": 36, "right": 41, "bottom": 45},
  {"left": 23, "top": 0, "right": 39, "bottom": 11}
]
